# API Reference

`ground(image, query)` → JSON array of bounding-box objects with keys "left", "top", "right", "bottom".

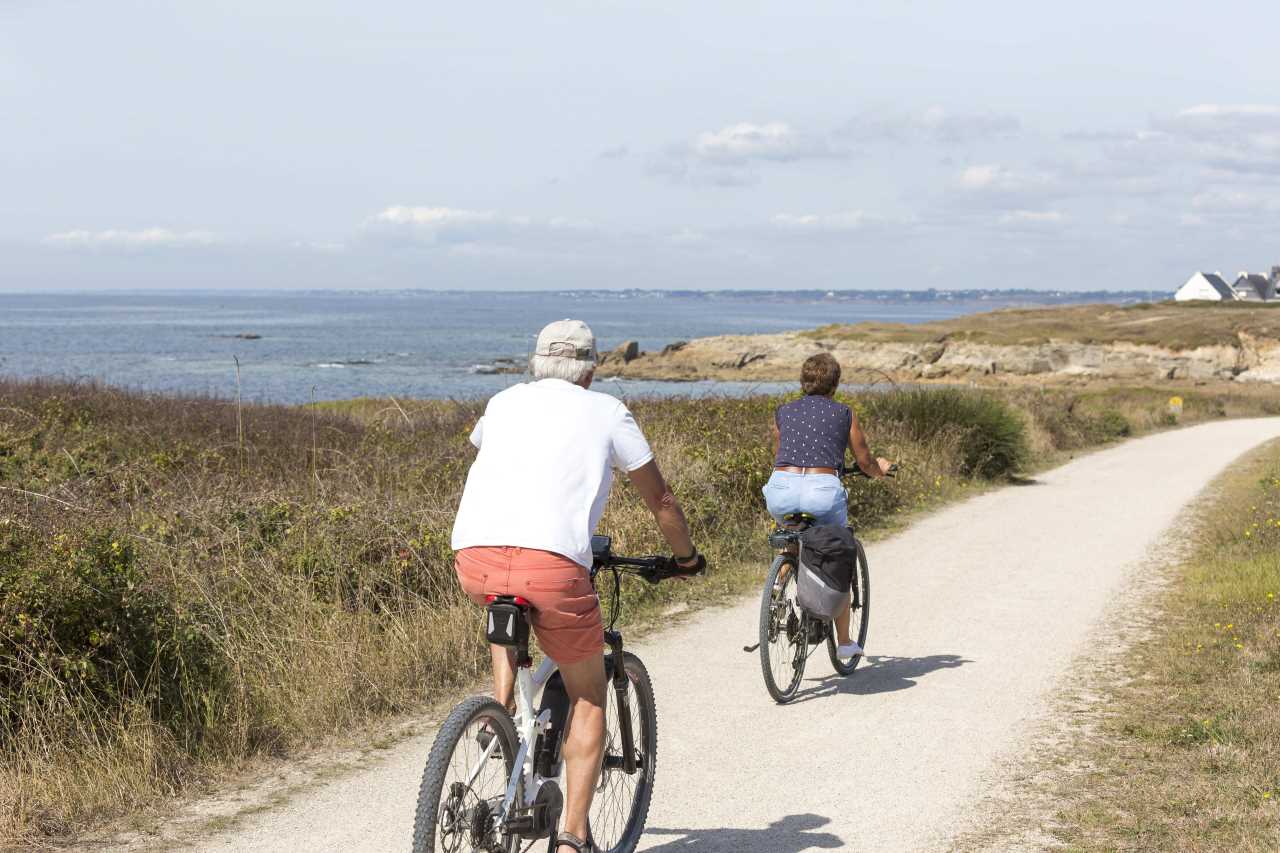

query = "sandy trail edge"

[{"left": 105, "top": 417, "right": 1280, "bottom": 852}]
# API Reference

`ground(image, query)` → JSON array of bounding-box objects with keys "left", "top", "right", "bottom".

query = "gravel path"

[{"left": 139, "top": 418, "right": 1280, "bottom": 852}]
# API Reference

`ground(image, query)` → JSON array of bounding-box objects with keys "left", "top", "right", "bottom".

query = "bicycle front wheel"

[
  {"left": 759, "top": 554, "right": 806, "bottom": 703},
  {"left": 412, "top": 695, "right": 519, "bottom": 853},
  {"left": 590, "top": 651, "right": 657, "bottom": 853},
  {"left": 827, "top": 536, "right": 870, "bottom": 676}
]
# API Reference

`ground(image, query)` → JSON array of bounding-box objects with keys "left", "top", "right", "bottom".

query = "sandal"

[{"left": 556, "top": 831, "right": 596, "bottom": 852}]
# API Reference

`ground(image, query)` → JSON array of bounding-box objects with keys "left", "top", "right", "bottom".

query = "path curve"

[{"left": 137, "top": 418, "right": 1280, "bottom": 852}]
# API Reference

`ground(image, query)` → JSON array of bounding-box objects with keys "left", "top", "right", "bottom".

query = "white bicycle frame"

[{"left": 462, "top": 656, "right": 561, "bottom": 824}]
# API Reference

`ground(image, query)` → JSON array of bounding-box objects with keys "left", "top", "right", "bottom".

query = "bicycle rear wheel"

[
  {"left": 759, "top": 554, "right": 806, "bottom": 703},
  {"left": 827, "top": 536, "right": 870, "bottom": 676},
  {"left": 590, "top": 651, "right": 657, "bottom": 853},
  {"left": 412, "top": 695, "right": 519, "bottom": 853}
]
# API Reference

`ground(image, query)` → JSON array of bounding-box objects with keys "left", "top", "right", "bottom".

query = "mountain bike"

[
  {"left": 755, "top": 464, "right": 888, "bottom": 704},
  {"left": 412, "top": 536, "right": 702, "bottom": 853}
]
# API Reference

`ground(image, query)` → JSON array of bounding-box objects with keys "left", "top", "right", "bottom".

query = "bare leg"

[
  {"left": 834, "top": 591, "right": 853, "bottom": 646},
  {"left": 555, "top": 654, "right": 607, "bottom": 851},
  {"left": 489, "top": 644, "right": 516, "bottom": 710}
]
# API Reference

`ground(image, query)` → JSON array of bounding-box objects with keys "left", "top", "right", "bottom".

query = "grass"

[
  {"left": 0, "top": 377, "right": 1276, "bottom": 847},
  {"left": 1038, "top": 439, "right": 1280, "bottom": 851},
  {"left": 804, "top": 300, "right": 1280, "bottom": 350}
]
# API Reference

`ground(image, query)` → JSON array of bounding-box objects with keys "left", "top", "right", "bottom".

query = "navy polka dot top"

[{"left": 774, "top": 394, "right": 852, "bottom": 468}]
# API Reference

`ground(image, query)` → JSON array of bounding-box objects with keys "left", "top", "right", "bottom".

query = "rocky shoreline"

[{"left": 594, "top": 330, "right": 1280, "bottom": 385}]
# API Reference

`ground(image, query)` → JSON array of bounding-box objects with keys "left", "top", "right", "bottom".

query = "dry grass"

[
  {"left": 805, "top": 301, "right": 1280, "bottom": 350},
  {"left": 0, "top": 377, "right": 1276, "bottom": 847},
  {"left": 1038, "top": 440, "right": 1280, "bottom": 851}
]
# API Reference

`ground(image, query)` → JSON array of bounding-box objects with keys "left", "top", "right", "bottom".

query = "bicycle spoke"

[{"left": 417, "top": 701, "right": 514, "bottom": 853}]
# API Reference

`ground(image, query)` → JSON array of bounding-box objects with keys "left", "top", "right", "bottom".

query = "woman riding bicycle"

[{"left": 763, "top": 352, "right": 892, "bottom": 658}]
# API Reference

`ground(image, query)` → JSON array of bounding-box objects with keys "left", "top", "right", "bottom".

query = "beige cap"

[{"left": 534, "top": 319, "right": 597, "bottom": 361}]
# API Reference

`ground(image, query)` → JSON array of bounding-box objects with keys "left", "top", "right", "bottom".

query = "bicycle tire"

[
  {"left": 412, "top": 694, "right": 519, "bottom": 853},
  {"left": 590, "top": 651, "right": 657, "bottom": 853},
  {"left": 827, "top": 536, "right": 870, "bottom": 676},
  {"left": 759, "top": 554, "right": 806, "bottom": 703}
]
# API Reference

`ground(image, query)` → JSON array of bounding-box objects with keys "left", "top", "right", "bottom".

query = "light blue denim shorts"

[{"left": 761, "top": 470, "right": 848, "bottom": 527}]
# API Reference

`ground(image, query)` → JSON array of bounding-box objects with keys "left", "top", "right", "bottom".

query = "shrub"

[
  {"left": 0, "top": 525, "right": 222, "bottom": 746},
  {"left": 863, "top": 388, "right": 1029, "bottom": 479}
]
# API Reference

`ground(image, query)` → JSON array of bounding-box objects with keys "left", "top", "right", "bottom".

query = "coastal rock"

[
  {"left": 614, "top": 340, "right": 640, "bottom": 363},
  {"left": 594, "top": 330, "right": 1278, "bottom": 385}
]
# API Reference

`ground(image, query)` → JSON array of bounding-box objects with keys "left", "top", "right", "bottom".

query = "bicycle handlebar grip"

[
  {"left": 844, "top": 463, "right": 899, "bottom": 479},
  {"left": 657, "top": 553, "right": 706, "bottom": 580}
]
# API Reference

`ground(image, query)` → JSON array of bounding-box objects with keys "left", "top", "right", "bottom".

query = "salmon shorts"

[{"left": 455, "top": 546, "right": 604, "bottom": 665}]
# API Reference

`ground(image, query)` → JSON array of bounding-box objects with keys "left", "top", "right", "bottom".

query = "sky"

[{"left": 2, "top": 0, "right": 1279, "bottom": 292}]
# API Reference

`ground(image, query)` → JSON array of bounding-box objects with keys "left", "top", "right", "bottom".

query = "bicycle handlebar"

[{"left": 593, "top": 552, "right": 707, "bottom": 584}]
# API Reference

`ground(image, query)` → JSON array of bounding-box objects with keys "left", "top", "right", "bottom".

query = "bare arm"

[
  {"left": 847, "top": 410, "right": 891, "bottom": 478},
  {"left": 769, "top": 418, "right": 780, "bottom": 460},
  {"left": 626, "top": 459, "right": 698, "bottom": 565}
]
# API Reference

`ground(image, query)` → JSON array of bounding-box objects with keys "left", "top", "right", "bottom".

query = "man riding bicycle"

[{"left": 451, "top": 319, "right": 703, "bottom": 853}]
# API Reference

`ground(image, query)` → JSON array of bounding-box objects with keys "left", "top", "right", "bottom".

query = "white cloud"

[
  {"left": 771, "top": 211, "right": 874, "bottom": 231},
  {"left": 955, "top": 164, "right": 1054, "bottom": 193},
  {"left": 1191, "top": 189, "right": 1278, "bottom": 212},
  {"left": 692, "top": 122, "right": 837, "bottom": 163},
  {"left": 950, "top": 164, "right": 1062, "bottom": 210},
  {"left": 1148, "top": 104, "right": 1280, "bottom": 176},
  {"left": 364, "top": 205, "right": 597, "bottom": 252},
  {"left": 843, "top": 107, "right": 1020, "bottom": 144},
  {"left": 999, "top": 210, "right": 1066, "bottom": 226},
  {"left": 374, "top": 206, "right": 498, "bottom": 228},
  {"left": 42, "top": 227, "right": 222, "bottom": 249},
  {"left": 291, "top": 240, "right": 346, "bottom": 253},
  {"left": 1177, "top": 104, "right": 1280, "bottom": 119},
  {"left": 957, "top": 164, "right": 1002, "bottom": 190},
  {"left": 652, "top": 120, "right": 844, "bottom": 186}
]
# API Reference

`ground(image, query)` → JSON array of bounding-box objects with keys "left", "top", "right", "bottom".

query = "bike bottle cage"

[{"left": 485, "top": 596, "right": 531, "bottom": 647}]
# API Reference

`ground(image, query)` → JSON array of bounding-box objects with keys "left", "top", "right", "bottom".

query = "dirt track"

[{"left": 121, "top": 418, "right": 1280, "bottom": 852}]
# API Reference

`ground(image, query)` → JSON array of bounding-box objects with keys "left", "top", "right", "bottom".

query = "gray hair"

[{"left": 530, "top": 353, "right": 594, "bottom": 384}]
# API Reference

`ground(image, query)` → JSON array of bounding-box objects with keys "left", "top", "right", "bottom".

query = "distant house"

[
  {"left": 1232, "top": 271, "right": 1278, "bottom": 301},
  {"left": 1175, "top": 272, "right": 1237, "bottom": 302}
]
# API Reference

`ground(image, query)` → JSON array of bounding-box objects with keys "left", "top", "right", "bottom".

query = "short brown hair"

[{"left": 800, "top": 352, "right": 841, "bottom": 396}]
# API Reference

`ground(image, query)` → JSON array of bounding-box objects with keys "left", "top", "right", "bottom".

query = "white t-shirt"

[{"left": 451, "top": 378, "right": 655, "bottom": 568}]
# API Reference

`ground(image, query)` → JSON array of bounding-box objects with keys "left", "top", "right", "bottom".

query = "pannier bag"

[{"left": 796, "top": 525, "right": 856, "bottom": 620}]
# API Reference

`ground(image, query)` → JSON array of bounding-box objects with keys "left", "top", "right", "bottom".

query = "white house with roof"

[
  {"left": 1175, "top": 271, "right": 1237, "bottom": 301},
  {"left": 1232, "top": 270, "right": 1278, "bottom": 301}
]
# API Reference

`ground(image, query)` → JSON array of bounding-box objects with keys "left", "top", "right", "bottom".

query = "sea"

[{"left": 0, "top": 290, "right": 1143, "bottom": 404}]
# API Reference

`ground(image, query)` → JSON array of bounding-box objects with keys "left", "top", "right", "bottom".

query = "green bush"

[
  {"left": 864, "top": 388, "right": 1029, "bottom": 479},
  {"left": 0, "top": 526, "right": 223, "bottom": 746}
]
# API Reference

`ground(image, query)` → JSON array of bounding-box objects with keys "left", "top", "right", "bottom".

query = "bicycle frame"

[{"left": 496, "top": 655, "right": 558, "bottom": 821}]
